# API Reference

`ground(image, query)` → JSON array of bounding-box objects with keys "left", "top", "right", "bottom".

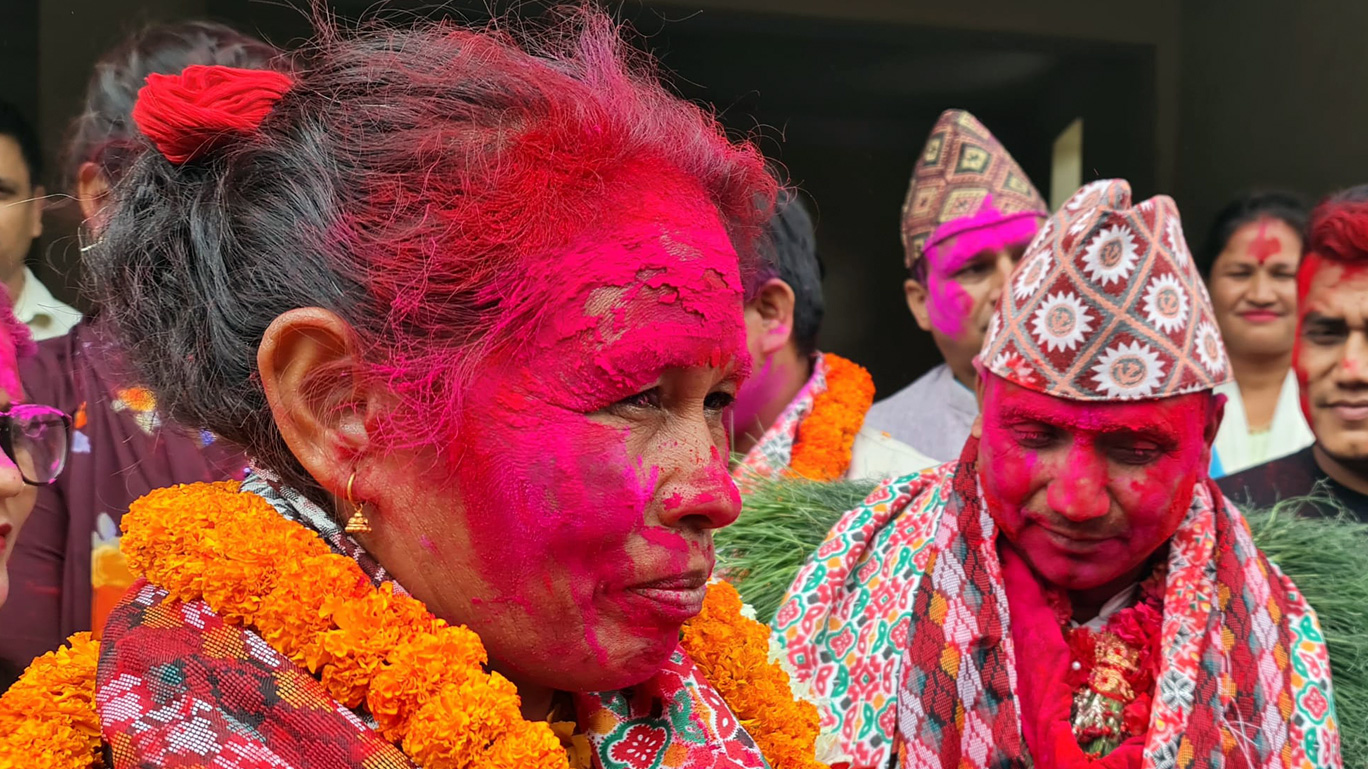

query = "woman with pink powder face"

[{"left": 87, "top": 8, "right": 776, "bottom": 734}]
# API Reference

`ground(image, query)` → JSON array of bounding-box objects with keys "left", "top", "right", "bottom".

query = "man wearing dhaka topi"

[{"left": 772, "top": 180, "right": 1341, "bottom": 768}]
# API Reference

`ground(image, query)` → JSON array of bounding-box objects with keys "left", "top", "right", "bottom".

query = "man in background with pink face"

[
  {"left": 1221, "top": 185, "right": 1368, "bottom": 519},
  {"left": 773, "top": 180, "right": 1340, "bottom": 768},
  {"left": 731, "top": 189, "right": 935, "bottom": 483},
  {"left": 865, "top": 109, "right": 1048, "bottom": 462}
]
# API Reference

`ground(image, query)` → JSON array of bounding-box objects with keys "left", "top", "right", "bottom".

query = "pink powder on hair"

[{"left": 429, "top": 171, "right": 747, "bottom": 692}]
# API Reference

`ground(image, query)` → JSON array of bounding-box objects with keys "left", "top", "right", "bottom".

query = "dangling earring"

[{"left": 344, "top": 471, "right": 371, "bottom": 535}]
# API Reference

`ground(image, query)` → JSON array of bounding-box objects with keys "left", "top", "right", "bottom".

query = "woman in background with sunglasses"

[
  {"left": 0, "top": 22, "right": 270, "bottom": 688},
  {"left": 0, "top": 285, "right": 70, "bottom": 613}
]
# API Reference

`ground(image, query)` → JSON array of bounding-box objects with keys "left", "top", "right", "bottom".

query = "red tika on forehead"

[
  {"left": 1248, "top": 218, "right": 1283, "bottom": 264},
  {"left": 980, "top": 179, "right": 1231, "bottom": 402}
]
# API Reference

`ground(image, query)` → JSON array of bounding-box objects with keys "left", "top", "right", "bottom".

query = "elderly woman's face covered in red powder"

[{"left": 358, "top": 179, "right": 746, "bottom": 694}]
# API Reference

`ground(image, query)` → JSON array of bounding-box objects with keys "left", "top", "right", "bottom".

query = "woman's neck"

[
  {"left": 496, "top": 666, "right": 556, "bottom": 721},
  {"left": 1230, "top": 351, "right": 1292, "bottom": 430},
  {"left": 1229, "top": 351, "right": 1292, "bottom": 393}
]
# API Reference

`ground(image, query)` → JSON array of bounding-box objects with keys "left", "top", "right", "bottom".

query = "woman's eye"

[
  {"left": 704, "top": 391, "right": 735, "bottom": 412},
  {"left": 614, "top": 388, "right": 662, "bottom": 411}
]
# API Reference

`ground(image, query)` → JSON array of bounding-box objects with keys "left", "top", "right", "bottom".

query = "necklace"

[{"left": 1053, "top": 566, "right": 1167, "bottom": 756}]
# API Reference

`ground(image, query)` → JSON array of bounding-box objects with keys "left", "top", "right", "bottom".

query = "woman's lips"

[
  {"left": 0, "top": 522, "right": 10, "bottom": 554},
  {"left": 626, "top": 570, "right": 709, "bottom": 623},
  {"left": 1238, "top": 309, "right": 1282, "bottom": 323}
]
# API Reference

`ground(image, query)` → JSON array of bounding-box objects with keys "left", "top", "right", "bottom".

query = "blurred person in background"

[
  {"left": 0, "top": 288, "right": 69, "bottom": 688},
  {"left": 1221, "top": 185, "right": 1368, "bottom": 519},
  {"left": 732, "top": 187, "right": 934, "bottom": 483},
  {"left": 0, "top": 20, "right": 268, "bottom": 684},
  {"left": 864, "top": 109, "right": 1048, "bottom": 462},
  {"left": 1200, "top": 190, "right": 1313, "bottom": 477},
  {"left": 0, "top": 101, "right": 81, "bottom": 341}
]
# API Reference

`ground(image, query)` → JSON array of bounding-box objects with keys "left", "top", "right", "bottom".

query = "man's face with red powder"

[
  {"left": 977, "top": 375, "right": 1219, "bottom": 593},
  {"left": 1295, "top": 256, "right": 1368, "bottom": 461},
  {"left": 379, "top": 180, "right": 747, "bottom": 694}
]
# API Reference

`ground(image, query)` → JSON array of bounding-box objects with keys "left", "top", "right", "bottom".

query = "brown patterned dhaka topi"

[
  {"left": 980, "top": 179, "right": 1232, "bottom": 401},
  {"left": 901, "top": 109, "right": 1048, "bottom": 272}
]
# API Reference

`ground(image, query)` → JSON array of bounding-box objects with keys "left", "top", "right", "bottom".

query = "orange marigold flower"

[
  {"left": 402, "top": 672, "right": 543, "bottom": 769},
  {"left": 475, "top": 721, "right": 572, "bottom": 769},
  {"left": 0, "top": 633, "right": 102, "bottom": 768},
  {"left": 256, "top": 553, "right": 369, "bottom": 664},
  {"left": 683, "top": 582, "right": 827, "bottom": 769},
  {"left": 369, "top": 625, "right": 488, "bottom": 740},
  {"left": 789, "top": 354, "right": 875, "bottom": 482}
]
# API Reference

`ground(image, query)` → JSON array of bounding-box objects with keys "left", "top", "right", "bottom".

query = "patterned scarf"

[
  {"left": 897, "top": 438, "right": 1338, "bottom": 769},
  {"left": 772, "top": 440, "right": 1339, "bottom": 769},
  {"left": 95, "top": 474, "right": 770, "bottom": 768}
]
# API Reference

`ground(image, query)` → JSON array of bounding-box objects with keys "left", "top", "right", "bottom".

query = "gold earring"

[{"left": 344, "top": 472, "right": 371, "bottom": 535}]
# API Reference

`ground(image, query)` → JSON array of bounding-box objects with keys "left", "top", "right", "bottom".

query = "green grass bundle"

[
  {"left": 1243, "top": 493, "right": 1368, "bottom": 758},
  {"left": 718, "top": 476, "right": 876, "bottom": 623},
  {"left": 722, "top": 477, "right": 1368, "bottom": 759}
]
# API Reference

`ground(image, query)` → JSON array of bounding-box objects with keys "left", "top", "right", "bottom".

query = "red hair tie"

[{"left": 132, "top": 64, "right": 293, "bottom": 164}]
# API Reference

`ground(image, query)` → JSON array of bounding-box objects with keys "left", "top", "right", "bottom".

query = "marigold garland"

[
  {"left": 0, "top": 632, "right": 101, "bottom": 769},
  {"left": 681, "top": 580, "right": 828, "bottom": 769},
  {"left": 0, "top": 482, "right": 825, "bottom": 769},
  {"left": 788, "top": 354, "right": 875, "bottom": 482}
]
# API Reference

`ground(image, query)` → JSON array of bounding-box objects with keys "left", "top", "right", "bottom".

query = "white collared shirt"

[{"left": 12, "top": 266, "right": 81, "bottom": 341}]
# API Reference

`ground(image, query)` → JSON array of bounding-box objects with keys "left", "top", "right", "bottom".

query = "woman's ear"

[
  {"left": 257, "top": 308, "right": 374, "bottom": 501},
  {"left": 76, "top": 162, "right": 110, "bottom": 228}
]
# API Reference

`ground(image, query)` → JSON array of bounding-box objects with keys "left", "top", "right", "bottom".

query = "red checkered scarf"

[{"left": 895, "top": 437, "right": 1334, "bottom": 769}]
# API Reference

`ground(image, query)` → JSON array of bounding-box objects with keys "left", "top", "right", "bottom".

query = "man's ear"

[
  {"left": 257, "top": 308, "right": 377, "bottom": 505},
  {"left": 76, "top": 162, "right": 110, "bottom": 231},
  {"left": 750, "top": 277, "right": 797, "bottom": 357},
  {"left": 904, "top": 278, "right": 932, "bottom": 332},
  {"left": 971, "top": 370, "right": 990, "bottom": 438},
  {"left": 1202, "top": 392, "right": 1227, "bottom": 473}
]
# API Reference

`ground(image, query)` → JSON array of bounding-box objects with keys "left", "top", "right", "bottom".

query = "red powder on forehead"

[{"left": 1249, "top": 218, "right": 1282, "bottom": 264}]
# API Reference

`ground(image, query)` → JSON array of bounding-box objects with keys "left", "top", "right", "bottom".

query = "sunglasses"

[{"left": 0, "top": 404, "right": 72, "bottom": 486}]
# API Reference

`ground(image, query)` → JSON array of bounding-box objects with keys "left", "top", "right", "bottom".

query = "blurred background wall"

[{"left": 2, "top": 0, "right": 1362, "bottom": 396}]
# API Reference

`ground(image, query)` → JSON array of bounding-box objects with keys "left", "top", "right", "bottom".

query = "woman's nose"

[{"left": 656, "top": 420, "right": 742, "bottom": 531}]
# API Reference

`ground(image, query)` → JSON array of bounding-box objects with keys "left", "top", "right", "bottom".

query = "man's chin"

[{"left": 1315, "top": 434, "right": 1368, "bottom": 468}]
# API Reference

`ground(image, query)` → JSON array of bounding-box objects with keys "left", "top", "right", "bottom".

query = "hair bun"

[{"left": 132, "top": 64, "right": 293, "bottom": 164}]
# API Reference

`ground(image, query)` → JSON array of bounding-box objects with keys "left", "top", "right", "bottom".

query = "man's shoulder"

[
  {"left": 848, "top": 425, "right": 940, "bottom": 482},
  {"left": 1217, "top": 447, "right": 1321, "bottom": 511},
  {"left": 868, "top": 365, "right": 950, "bottom": 410}
]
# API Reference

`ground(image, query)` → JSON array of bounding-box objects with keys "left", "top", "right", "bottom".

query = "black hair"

[
  {"left": 65, "top": 20, "right": 279, "bottom": 188},
  {"left": 0, "top": 99, "right": 44, "bottom": 187},
  {"left": 756, "top": 189, "right": 824, "bottom": 357},
  {"left": 1198, "top": 189, "right": 1311, "bottom": 278}
]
